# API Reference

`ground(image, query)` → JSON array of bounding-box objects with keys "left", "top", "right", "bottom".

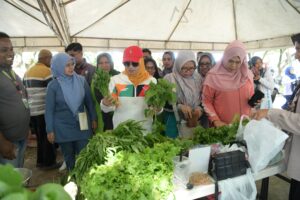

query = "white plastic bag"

[
  {"left": 236, "top": 115, "right": 250, "bottom": 141},
  {"left": 243, "top": 119, "right": 288, "bottom": 173},
  {"left": 219, "top": 169, "right": 257, "bottom": 200}
]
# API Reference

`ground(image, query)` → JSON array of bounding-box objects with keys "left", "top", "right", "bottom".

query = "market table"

[{"left": 171, "top": 161, "right": 286, "bottom": 200}]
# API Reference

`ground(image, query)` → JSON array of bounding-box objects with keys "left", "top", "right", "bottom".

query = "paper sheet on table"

[{"left": 188, "top": 146, "right": 211, "bottom": 173}]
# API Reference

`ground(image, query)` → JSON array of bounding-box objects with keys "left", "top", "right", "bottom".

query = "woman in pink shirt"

[{"left": 202, "top": 40, "right": 254, "bottom": 127}]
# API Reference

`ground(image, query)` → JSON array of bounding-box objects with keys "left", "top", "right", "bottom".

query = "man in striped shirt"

[{"left": 24, "top": 49, "right": 59, "bottom": 169}]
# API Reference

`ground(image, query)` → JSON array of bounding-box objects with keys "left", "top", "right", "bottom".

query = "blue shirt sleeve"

[{"left": 45, "top": 81, "right": 56, "bottom": 133}]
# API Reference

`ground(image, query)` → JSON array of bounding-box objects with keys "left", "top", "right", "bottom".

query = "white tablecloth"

[{"left": 170, "top": 161, "right": 286, "bottom": 200}]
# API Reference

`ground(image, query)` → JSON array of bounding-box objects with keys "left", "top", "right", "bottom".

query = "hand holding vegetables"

[
  {"left": 213, "top": 120, "right": 227, "bottom": 127},
  {"left": 179, "top": 104, "right": 193, "bottom": 119},
  {"left": 102, "top": 96, "right": 115, "bottom": 106},
  {"left": 93, "top": 68, "right": 119, "bottom": 106},
  {"left": 144, "top": 79, "right": 176, "bottom": 118}
]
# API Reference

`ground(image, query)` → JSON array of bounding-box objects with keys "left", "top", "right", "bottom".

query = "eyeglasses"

[
  {"left": 181, "top": 67, "right": 196, "bottom": 73},
  {"left": 199, "top": 62, "right": 212, "bottom": 67},
  {"left": 123, "top": 62, "right": 139, "bottom": 67},
  {"left": 145, "top": 66, "right": 155, "bottom": 70},
  {"left": 228, "top": 60, "right": 241, "bottom": 65}
]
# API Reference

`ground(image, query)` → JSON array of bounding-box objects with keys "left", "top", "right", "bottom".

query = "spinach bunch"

[
  {"left": 93, "top": 68, "right": 111, "bottom": 97},
  {"left": 80, "top": 142, "right": 180, "bottom": 200},
  {"left": 73, "top": 120, "right": 152, "bottom": 183},
  {"left": 193, "top": 119, "right": 249, "bottom": 145},
  {"left": 144, "top": 79, "right": 176, "bottom": 118}
]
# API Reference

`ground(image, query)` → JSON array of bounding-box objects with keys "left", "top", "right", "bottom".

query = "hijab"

[
  {"left": 51, "top": 53, "right": 85, "bottom": 116},
  {"left": 285, "top": 66, "right": 296, "bottom": 80},
  {"left": 123, "top": 58, "right": 150, "bottom": 86},
  {"left": 144, "top": 57, "right": 161, "bottom": 79},
  {"left": 197, "top": 52, "right": 216, "bottom": 66},
  {"left": 203, "top": 40, "right": 253, "bottom": 91},
  {"left": 162, "top": 51, "right": 175, "bottom": 77},
  {"left": 96, "top": 53, "right": 120, "bottom": 76},
  {"left": 165, "top": 50, "right": 201, "bottom": 108},
  {"left": 122, "top": 46, "right": 150, "bottom": 86}
]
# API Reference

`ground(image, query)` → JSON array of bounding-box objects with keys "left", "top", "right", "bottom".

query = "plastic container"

[{"left": 173, "top": 156, "right": 190, "bottom": 183}]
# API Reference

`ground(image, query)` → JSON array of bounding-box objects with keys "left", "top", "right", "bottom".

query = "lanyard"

[
  {"left": 1, "top": 69, "right": 21, "bottom": 92},
  {"left": 2, "top": 69, "right": 16, "bottom": 80}
]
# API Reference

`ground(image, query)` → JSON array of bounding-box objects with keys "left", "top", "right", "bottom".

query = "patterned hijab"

[
  {"left": 51, "top": 53, "right": 85, "bottom": 116},
  {"left": 203, "top": 40, "right": 253, "bottom": 91}
]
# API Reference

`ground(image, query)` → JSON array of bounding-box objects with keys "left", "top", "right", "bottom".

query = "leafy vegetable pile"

[
  {"left": 193, "top": 119, "right": 249, "bottom": 145},
  {"left": 81, "top": 142, "right": 180, "bottom": 200},
  {"left": 0, "top": 165, "right": 71, "bottom": 200},
  {"left": 72, "top": 120, "right": 194, "bottom": 199},
  {"left": 72, "top": 120, "right": 148, "bottom": 183},
  {"left": 72, "top": 117, "right": 248, "bottom": 199}
]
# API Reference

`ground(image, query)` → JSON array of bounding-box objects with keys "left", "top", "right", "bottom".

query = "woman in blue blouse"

[{"left": 45, "top": 53, "right": 97, "bottom": 170}]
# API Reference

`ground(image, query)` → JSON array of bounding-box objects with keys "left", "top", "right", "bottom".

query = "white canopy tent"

[{"left": 1, "top": 0, "right": 300, "bottom": 52}]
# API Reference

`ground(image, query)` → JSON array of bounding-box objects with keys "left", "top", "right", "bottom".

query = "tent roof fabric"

[{"left": 1, "top": 0, "right": 300, "bottom": 51}]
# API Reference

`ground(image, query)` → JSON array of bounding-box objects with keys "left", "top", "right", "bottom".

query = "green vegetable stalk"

[
  {"left": 93, "top": 68, "right": 111, "bottom": 97},
  {"left": 93, "top": 68, "right": 118, "bottom": 105}
]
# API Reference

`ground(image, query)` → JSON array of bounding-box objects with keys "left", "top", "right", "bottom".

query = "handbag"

[
  {"left": 209, "top": 150, "right": 249, "bottom": 181},
  {"left": 209, "top": 148, "right": 250, "bottom": 200}
]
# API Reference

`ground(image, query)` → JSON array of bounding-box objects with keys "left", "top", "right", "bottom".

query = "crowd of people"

[{"left": 0, "top": 30, "right": 300, "bottom": 199}]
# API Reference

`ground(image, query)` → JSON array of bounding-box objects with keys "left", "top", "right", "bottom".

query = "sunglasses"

[{"left": 123, "top": 62, "right": 139, "bottom": 67}]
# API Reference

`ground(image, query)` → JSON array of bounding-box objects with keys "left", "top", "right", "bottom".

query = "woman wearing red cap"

[{"left": 100, "top": 46, "right": 156, "bottom": 134}]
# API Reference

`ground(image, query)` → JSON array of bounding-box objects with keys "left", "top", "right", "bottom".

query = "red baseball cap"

[{"left": 123, "top": 46, "right": 143, "bottom": 63}]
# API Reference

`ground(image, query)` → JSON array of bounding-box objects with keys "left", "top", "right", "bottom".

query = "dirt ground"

[{"left": 23, "top": 144, "right": 66, "bottom": 189}]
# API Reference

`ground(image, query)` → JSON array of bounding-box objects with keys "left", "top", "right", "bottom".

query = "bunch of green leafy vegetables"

[
  {"left": 72, "top": 119, "right": 195, "bottom": 188},
  {"left": 72, "top": 120, "right": 147, "bottom": 183},
  {"left": 144, "top": 79, "right": 176, "bottom": 118},
  {"left": 73, "top": 120, "right": 181, "bottom": 183},
  {"left": 80, "top": 142, "right": 180, "bottom": 200},
  {"left": 144, "top": 79, "right": 176, "bottom": 134},
  {"left": 193, "top": 119, "right": 249, "bottom": 145},
  {"left": 0, "top": 164, "right": 71, "bottom": 200},
  {"left": 92, "top": 68, "right": 111, "bottom": 97}
]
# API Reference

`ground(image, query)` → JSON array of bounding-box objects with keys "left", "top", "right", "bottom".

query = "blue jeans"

[
  {"left": 0, "top": 139, "right": 27, "bottom": 168},
  {"left": 59, "top": 140, "right": 89, "bottom": 171}
]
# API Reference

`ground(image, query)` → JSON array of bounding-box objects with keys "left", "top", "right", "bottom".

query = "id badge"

[
  {"left": 78, "top": 112, "right": 89, "bottom": 131},
  {"left": 22, "top": 98, "right": 29, "bottom": 109}
]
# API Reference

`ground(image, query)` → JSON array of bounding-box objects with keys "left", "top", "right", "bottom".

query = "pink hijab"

[{"left": 203, "top": 40, "right": 253, "bottom": 91}]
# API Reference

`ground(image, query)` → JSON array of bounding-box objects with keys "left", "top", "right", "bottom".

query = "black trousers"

[
  {"left": 289, "top": 179, "right": 300, "bottom": 200},
  {"left": 30, "top": 115, "right": 56, "bottom": 167}
]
